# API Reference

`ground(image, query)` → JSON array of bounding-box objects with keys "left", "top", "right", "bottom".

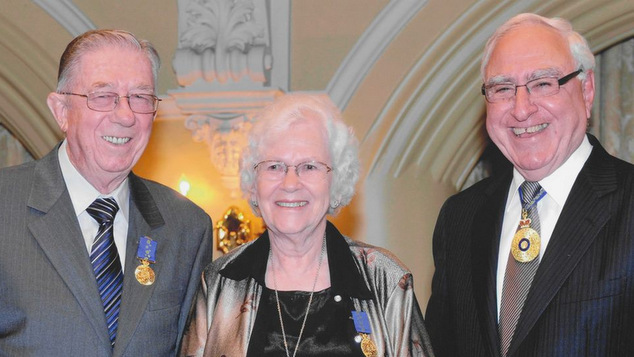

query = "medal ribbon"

[
  {"left": 518, "top": 185, "right": 546, "bottom": 213},
  {"left": 352, "top": 311, "right": 377, "bottom": 357},
  {"left": 136, "top": 236, "right": 157, "bottom": 263}
]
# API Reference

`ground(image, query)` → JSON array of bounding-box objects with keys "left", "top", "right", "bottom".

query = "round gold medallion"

[
  {"left": 135, "top": 264, "right": 155, "bottom": 285},
  {"left": 360, "top": 334, "right": 378, "bottom": 357},
  {"left": 511, "top": 227, "right": 540, "bottom": 263}
]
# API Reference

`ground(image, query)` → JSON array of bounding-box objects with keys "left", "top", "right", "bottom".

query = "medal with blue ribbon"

[
  {"left": 134, "top": 236, "right": 157, "bottom": 285},
  {"left": 511, "top": 185, "right": 546, "bottom": 263},
  {"left": 352, "top": 311, "right": 377, "bottom": 357}
]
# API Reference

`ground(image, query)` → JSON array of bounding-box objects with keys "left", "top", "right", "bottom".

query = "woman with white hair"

[{"left": 181, "top": 93, "right": 434, "bottom": 357}]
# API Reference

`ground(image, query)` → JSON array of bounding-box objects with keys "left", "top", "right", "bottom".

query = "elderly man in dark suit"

[
  {"left": 0, "top": 29, "right": 212, "bottom": 356},
  {"left": 426, "top": 13, "right": 634, "bottom": 357}
]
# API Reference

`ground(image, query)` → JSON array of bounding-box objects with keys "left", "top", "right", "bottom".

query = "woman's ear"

[{"left": 249, "top": 192, "right": 261, "bottom": 216}]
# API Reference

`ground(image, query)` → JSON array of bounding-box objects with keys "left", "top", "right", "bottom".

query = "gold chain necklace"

[{"left": 270, "top": 234, "right": 326, "bottom": 357}]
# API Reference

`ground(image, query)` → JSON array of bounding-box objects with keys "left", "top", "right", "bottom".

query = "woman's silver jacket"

[{"left": 180, "top": 222, "right": 434, "bottom": 357}]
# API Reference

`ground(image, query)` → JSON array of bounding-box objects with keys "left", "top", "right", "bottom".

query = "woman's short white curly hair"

[{"left": 240, "top": 93, "right": 360, "bottom": 215}]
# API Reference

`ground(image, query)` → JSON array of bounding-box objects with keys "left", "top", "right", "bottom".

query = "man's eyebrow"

[
  {"left": 132, "top": 84, "right": 155, "bottom": 93},
  {"left": 485, "top": 75, "right": 515, "bottom": 86},
  {"left": 89, "top": 82, "right": 113, "bottom": 90},
  {"left": 86, "top": 82, "right": 155, "bottom": 93},
  {"left": 485, "top": 68, "right": 563, "bottom": 85},
  {"left": 527, "top": 68, "right": 561, "bottom": 80}
]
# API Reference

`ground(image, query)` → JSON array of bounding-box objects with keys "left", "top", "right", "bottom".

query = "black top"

[
  {"left": 247, "top": 287, "right": 365, "bottom": 356},
  {"left": 220, "top": 222, "right": 375, "bottom": 357}
]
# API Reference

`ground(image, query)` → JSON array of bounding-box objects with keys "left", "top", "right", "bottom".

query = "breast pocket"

[{"left": 556, "top": 276, "right": 625, "bottom": 304}]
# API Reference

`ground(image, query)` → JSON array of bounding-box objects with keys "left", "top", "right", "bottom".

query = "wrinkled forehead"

[
  {"left": 75, "top": 46, "right": 154, "bottom": 88},
  {"left": 258, "top": 115, "right": 329, "bottom": 160}
]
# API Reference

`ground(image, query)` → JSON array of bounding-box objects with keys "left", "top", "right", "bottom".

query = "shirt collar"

[
  {"left": 57, "top": 139, "right": 130, "bottom": 218},
  {"left": 220, "top": 221, "right": 373, "bottom": 299},
  {"left": 511, "top": 134, "right": 592, "bottom": 206}
]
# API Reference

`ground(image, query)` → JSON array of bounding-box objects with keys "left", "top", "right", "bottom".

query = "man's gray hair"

[
  {"left": 56, "top": 29, "right": 160, "bottom": 93},
  {"left": 481, "top": 13, "right": 595, "bottom": 81}
]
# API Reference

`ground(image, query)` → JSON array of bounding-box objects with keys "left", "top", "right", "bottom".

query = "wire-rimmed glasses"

[
  {"left": 254, "top": 160, "right": 332, "bottom": 182},
  {"left": 59, "top": 92, "right": 161, "bottom": 114}
]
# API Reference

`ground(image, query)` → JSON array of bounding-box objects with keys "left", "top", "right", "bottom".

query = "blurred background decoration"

[{"left": 215, "top": 206, "right": 259, "bottom": 254}]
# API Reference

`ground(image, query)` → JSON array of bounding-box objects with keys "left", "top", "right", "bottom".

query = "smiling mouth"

[
  {"left": 103, "top": 136, "right": 130, "bottom": 145},
  {"left": 512, "top": 123, "right": 548, "bottom": 136},
  {"left": 277, "top": 201, "right": 307, "bottom": 208}
]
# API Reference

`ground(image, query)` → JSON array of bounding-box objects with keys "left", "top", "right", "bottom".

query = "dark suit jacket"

[
  {"left": 425, "top": 135, "right": 634, "bottom": 357},
  {"left": 0, "top": 145, "right": 213, "bottom": 356}
]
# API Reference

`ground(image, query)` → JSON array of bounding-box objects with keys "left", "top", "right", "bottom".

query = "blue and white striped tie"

[{"left": 87, "top": 197, "right": 122, "bottom": 347}]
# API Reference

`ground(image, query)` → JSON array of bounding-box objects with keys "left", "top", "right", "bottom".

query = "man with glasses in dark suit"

[{"left": 426, "top": 13, "right": 634, "bottom": 357}]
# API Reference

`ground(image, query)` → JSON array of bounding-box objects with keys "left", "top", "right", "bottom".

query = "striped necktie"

[
  {"left": 499, "top": 181, "right": 544, "bottom": 356},
  {"left": 87, "top": 197, "right": 122, "bottom": 347}
]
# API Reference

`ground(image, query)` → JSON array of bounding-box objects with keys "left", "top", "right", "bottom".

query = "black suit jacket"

[{"left": 425, "top": 135, "right": 634, "bottom": 357}]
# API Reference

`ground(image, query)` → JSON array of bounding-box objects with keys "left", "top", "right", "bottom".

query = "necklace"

[{"left": 270, "top": 233, "right": 326, "bottom": 357}]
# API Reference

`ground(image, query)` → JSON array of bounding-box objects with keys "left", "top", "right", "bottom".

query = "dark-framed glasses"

[
  {"left": 254, "top": 160, "right": 332, "bottom": 182},
  {"left": 481, "top": 69, "right": 583, "bottom": 103},
  {"left": 59, "top": 92, "right": 161, "bottom": 114}
]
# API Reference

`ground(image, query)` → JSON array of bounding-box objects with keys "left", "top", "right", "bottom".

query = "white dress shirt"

[
  {"left": 496, "top": 136, "right": 593, "bottom": 318},
  {"left": 58, "top": 140, "right": 130, "bottom": 271}
]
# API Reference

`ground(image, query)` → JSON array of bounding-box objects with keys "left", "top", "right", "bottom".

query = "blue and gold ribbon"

[{"left": 134, "top": 236, "right": 157, "bottom": 285}]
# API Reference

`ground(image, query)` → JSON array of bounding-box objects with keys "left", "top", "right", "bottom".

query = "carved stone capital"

[
  {"left": 175, "top": 89, "right": 283, "bottom": 193},
  {"left": 174, "top": 0, "right": 275, "bottom": 89}
]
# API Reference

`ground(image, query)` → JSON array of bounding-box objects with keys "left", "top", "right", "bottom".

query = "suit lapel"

[
  {"left": 507, "top": 139, "right": 617, "bottom": 356},
  {"left": 27, "top": 149, "right": 113, "bottom": 349},
  {"left": 113, "top": 174, "right": 165, "bottom": 356},
  {"left": 472, "top": 172, "right": 512, "bottom": 357}
]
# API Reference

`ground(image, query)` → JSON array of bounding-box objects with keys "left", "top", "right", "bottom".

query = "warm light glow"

[{"left": 178, "top": 175, "right": 191, "bottom": 196}]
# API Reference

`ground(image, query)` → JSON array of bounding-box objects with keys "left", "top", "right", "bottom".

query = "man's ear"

[
  {"left": 47, "top": 92, "right": 69, "bottom": 132},
  {"left": 582, "top": 70, "right": 595, "bottom": 118}
]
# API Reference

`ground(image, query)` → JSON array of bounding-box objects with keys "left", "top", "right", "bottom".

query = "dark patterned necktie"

[
  {"left": 87, "top": 197, "right": 122, "bottom": 347},
  {"left": 499, "top": 181, "right": 544, "bottom": 356}
]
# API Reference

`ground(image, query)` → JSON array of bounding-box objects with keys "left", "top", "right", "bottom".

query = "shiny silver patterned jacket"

[{"left": 180, "top": 221, "right": 434, "bottom": 357}]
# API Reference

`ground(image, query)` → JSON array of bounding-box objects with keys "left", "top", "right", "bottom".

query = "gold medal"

[
  {"left": 511, "top": 210, "right": 540, "bottom": 262},
  {"left": 360, "top": 333, "right": 378, "bottom": 357},
  {"left": 134, "top": 259, "right": 155, "bottom": 285}
]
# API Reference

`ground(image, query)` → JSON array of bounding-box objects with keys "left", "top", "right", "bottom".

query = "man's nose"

[{"left": 510, "top": 86, "right": 538, "bottom": 121}]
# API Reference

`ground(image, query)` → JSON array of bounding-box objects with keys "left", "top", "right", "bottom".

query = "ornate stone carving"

[
  {"left": 171, "top": 0, "right": 288, "bottom": 195},
  {"left": 185, "top": 112, "right": 252, "bottom": 193},
  {"left": 173, "top": 0, "right": 272, "bottom": 88},
  {"left": 172, "top": 87, "right": 282, "bottom": 194}
]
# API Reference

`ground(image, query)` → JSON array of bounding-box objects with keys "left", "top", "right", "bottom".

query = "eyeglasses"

[
  {"left": 481, "top": 69, "right": 583, "bottom": 103},
  {"left": 59, "top": 92, "right": 161, "bottom": 114},
  {"left": 254, "top": 160, "right": 332, "bottom": 182}
]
